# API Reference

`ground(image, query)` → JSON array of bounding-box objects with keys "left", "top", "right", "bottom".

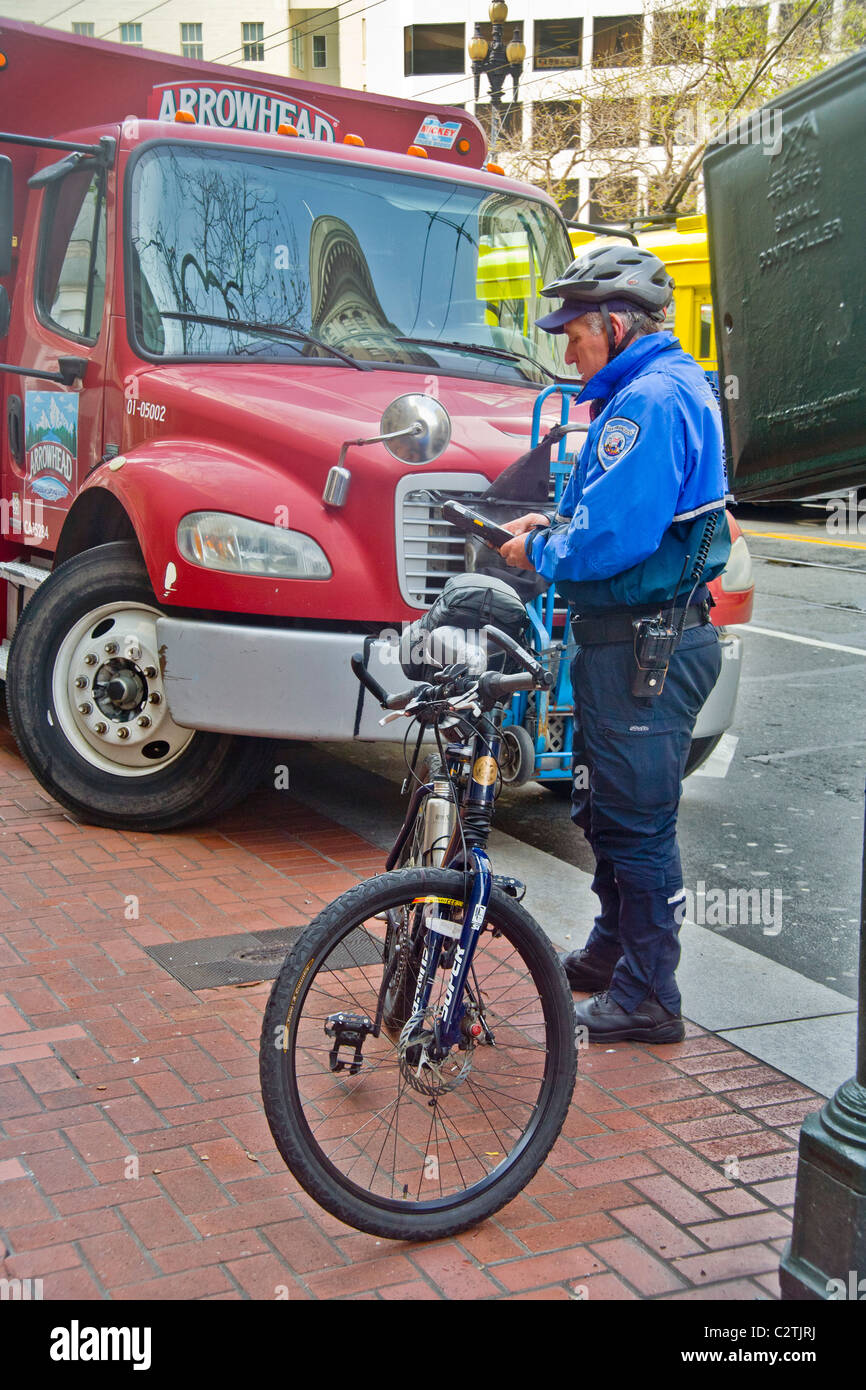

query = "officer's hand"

[
  {"left": 499, "top": 534, "right": 537, "bottom": 571},
  {"left": 501, "top": 513, "right": 551, "bottom": 536}
]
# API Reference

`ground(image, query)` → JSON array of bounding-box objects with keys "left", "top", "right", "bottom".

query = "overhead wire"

[
  {"left": 210, "top": 0, "right": 390, "bottom": 65},
  {"left": 97, "top": 0, "right": 177, "bottom": 43},
  {"left": 41, "top": 0, "right": 96, "bottom": 23},
  {"left": 663, "top": 0, "right": 830, "bottom": 208},
  {"left": 410, "top": 0, "right": 724, "bottom": 102}
]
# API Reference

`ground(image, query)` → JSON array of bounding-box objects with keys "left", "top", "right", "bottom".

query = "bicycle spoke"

[{"left": 261, "top": 866, "right": 575, "bottom": 1237}]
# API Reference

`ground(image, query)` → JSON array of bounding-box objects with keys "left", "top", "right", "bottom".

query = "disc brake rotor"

[{"left": 397, "top": 1008, "right": 475, "bottom": 1096}]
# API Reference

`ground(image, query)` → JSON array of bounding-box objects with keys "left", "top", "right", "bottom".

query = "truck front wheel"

[{"left": 6, "top": 541, "right": 271, "bottom": 832}]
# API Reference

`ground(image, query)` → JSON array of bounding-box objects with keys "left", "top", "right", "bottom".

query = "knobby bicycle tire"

[{"left": 259, "top": 867, "right": 576, "bottom": 1241}]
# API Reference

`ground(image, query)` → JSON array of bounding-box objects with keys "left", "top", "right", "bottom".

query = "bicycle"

[{"left": 259, "top": 621, "right": 577, "bottom": 1241}]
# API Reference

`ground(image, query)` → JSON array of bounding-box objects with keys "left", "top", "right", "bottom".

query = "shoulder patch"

[{"left": 597, "top": 417, "right": 640, "bottom": 470}]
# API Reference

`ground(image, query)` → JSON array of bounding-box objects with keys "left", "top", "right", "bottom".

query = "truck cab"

[{"left": 0, "top": 21, "right": 580, "bottom": 830}]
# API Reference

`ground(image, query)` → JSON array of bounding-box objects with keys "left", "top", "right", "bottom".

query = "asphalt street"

[{"left": 287, "top": 499, "right": 866, "bottom": 1004}]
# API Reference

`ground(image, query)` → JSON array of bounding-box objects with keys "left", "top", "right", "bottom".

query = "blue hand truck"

[{"left": 499, "top": 382, "right": 587, "bottom": 792}]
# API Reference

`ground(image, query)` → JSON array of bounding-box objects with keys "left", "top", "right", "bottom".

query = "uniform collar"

[{"left": 576, "top": 330, "right": 680, "bottom": 407}]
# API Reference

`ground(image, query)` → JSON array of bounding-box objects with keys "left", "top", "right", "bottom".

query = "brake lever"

[{"left": 449, "top": 684, "right": 482, "bottom": 716}]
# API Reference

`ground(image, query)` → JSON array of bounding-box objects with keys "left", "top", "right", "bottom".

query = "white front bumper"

[
  {"left": 156, "top": 618, "right": 410, "bottom": 740},
  {"left": 156, "top": 619, "right": 742, "bottom": 743}
]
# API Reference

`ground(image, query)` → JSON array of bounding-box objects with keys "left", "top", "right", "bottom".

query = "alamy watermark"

[
  {"left": 0, "top": 1277, "right": 43, "bottom": 1300},
  {"left": 50, "top": 1322, "right": 152, "bottom": 1370},
  {"left": 0, "top": 495, "right": 47, "bottom": 541},
  {"left": 674, "top": 881, "right": 782, "bottom": 936},
  {"left": 672, "top": 106, "right": 783, "bottom": 157},
  {"left": 826, "top": 1270, "right": 866, "bottom": 1300},
  {"left": 375, "top": 624, "right": 493, "bottom": 672},
  {"left": 826, "top": 489, "right": 865, "bottom": 537}
]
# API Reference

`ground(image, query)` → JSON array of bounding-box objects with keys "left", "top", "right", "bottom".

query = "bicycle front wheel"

[{"left": 259, "top": 867, "right": 576, "bottom": 1241}]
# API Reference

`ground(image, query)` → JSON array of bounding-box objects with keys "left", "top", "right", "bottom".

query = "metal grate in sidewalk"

[{"left": 145, "top": 925, "right": 381, "bottom": 990}]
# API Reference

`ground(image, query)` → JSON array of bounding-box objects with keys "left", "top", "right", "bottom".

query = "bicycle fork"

[{"left": 409, "top": 844, "right": 494, "bottom": 1052}]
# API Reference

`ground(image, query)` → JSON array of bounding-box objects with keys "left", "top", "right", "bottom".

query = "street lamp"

[{"left": 468, "top": 2, "right": 525, "bottom": 152}]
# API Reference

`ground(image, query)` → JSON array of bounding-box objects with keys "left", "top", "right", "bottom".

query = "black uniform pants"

[{"left": 569, "top": 622, "right": 722, "bottom": 1014}]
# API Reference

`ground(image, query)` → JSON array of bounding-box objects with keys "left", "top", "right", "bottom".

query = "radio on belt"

[{"left": 630, "top": 616, "right": 679, "bottom": 696}]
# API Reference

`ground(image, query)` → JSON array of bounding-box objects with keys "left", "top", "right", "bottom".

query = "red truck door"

[{"left": 7, "top": 153, "right": 111, "bottom": 548}]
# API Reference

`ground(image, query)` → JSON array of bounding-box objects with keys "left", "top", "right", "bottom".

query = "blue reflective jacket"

[{"left": 529, "top": 331, "right": 732, "bottom": 613}]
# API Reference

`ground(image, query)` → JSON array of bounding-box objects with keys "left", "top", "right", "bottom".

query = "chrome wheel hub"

[{"left": 53, "top": 601, "right": 195, "bottom": 775}]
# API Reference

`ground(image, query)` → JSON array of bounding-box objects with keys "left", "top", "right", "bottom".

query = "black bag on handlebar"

[{"left": 400, "top": 573, "right": 529, "bottom": 681}]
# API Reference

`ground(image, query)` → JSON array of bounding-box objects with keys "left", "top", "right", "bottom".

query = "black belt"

[{"left": 571, "top": 603, "right": 711, "bottom": 647}]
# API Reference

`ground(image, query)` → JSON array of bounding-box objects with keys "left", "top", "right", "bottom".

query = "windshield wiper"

[
  {"left": 395, "top": 335, "right": 555, "bottom": 381},
  {"left": 160, "top": 312, "right": 370, "bottom": 370}
]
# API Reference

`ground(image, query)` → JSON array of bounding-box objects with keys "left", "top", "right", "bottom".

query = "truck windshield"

[{"left": 128, "top": 144, "right": 572, "bottom": 385}]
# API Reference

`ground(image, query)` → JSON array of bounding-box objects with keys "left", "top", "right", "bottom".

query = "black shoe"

[
  {"left": 560, "top": 948, "right": 621, "bottom": 993},
  {"left": 573, "top": 990, "right": 685, "bottom": 1044}
]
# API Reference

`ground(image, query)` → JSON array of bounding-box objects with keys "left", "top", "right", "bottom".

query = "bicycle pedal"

[
  {"left": 324, "top": 1012, "right": 374, "bottom": 1075},
  {"left": 493, "top": 875, "right": 526, "bottom": 900}
]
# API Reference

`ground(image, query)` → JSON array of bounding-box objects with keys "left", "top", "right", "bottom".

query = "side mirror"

[
  {"left": 0, "top": 285, "right": 9, "bottom": 339},
  {"left": 379, "top": 393, "right": 452, "bottom": 464},
  {"left": 0, "top": 156, "right": 13, "bottom": 278}
]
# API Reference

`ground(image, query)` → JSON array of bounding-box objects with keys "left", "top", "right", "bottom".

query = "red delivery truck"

[{"left": 0, "top": 20, "right": 749, "bottom": 831}]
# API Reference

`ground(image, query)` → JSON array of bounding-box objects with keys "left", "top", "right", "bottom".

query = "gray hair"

[{"left": 581, "top": 307, "right": 663, "bottom": 340}]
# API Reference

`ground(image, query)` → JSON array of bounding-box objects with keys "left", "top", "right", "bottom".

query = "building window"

[
  {"left": 242, "top": 22, "right": 265, "bottom": 61},
  {"left": 652, "top": 9, "right": 705, "bottom": 63},
  {"left": 471, "top": 20, "right": 524, "bottom": 63},
  {"left": 404, "top": 23, "right": 465, "bottom": 76},
  {"left": 559, "top": 180, "right": 582, "bottom": 220},
  {"left": 533, "top": 18, "right": 582, "bottom": 69},
  {"left": 588, "top": 98, "right": 641, "bottom": 149},
  {"left": 72, "top": 22, "right": 94, "bottom": 36},
  {"left": 592, "top": 14, "right": 643, "bottom": 66},
  {"left": 588, "top": 175, "right": 638, "bottom": 222},
  {"left": 291, "top": 31, "right": 304, "bottom": 68},
  {"left": 312, "top": 34, "right": 327, "bottom": 68},
  {"left": 533, "top": 100, "right": 581, "bottom": 147},
  {"left": 779, "top": 0, "right": 831, "bottom": 44},
  {"left": 649, "top": 97, "right": 698, "bottom": 146},
  {"left": 713, "top": 6, "right": 769, "bottom": 60},
  {"left": 181, "top": 23, "right": 203, "bottom": 59},
  {"left": 474, "top": 102, "right": 522, "bottom": 142},
  {"left": 119, "top": 23, "right": 143, "bottom": 45}
]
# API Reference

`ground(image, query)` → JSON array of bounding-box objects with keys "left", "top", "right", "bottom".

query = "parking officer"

[{"left": 499, "top": 245, "right": 731, "bottom": 1043}]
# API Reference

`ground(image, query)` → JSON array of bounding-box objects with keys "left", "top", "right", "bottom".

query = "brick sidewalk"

[{"left": 0, "top": 720, "right": 817, "bottom": 1301}]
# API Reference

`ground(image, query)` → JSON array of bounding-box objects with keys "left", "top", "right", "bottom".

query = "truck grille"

[
  {"left": 400, "top": 487, "right": 483, "bottom": 607},
  {"left": 395, "top": 473, "right": 489, "bottom": 609}
]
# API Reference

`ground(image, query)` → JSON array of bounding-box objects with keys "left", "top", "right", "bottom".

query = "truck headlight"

[{"left": 177, "top": 512, "right": 332, "bottom": 579}]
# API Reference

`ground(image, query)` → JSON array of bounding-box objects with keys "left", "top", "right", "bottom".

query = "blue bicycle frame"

[{"left": 388, "top": 726, "right": 501, "bottom": 1051}]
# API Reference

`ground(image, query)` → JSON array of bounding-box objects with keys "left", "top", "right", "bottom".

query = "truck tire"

[
  {"left": 6, "top": 541, "right": 271, "bottom": 832},
  {"left": 683, "top": 733, "right": 723, "bottom": 776}
]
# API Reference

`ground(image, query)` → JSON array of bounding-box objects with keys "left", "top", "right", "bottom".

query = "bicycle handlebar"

[
  {"left": 350, "top": 653, "right": 422, "bottom": 710},
  {"left": 482, "top": 624, "right": 550, "bottom": 687},
  {"left": 351, "top": 626, "right": 552, "bottom": 720},
  {"left": 481, "top": 670, "right": 542, "bottom": 700}
]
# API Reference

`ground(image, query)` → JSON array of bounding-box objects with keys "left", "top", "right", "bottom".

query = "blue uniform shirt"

[{"left": 529, "top": 331, "right": 732, "bottom": 613}]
